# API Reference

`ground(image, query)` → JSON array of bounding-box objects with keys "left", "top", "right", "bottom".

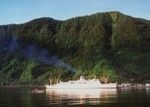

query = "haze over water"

[{"left": 1, "top": 87, "right": 150, "bottom": 107}]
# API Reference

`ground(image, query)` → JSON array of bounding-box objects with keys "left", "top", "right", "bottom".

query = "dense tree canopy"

[{"left": 0, "top": 11, "right": 150, "bottom": 85}]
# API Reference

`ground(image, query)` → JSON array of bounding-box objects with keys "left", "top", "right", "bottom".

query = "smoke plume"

[{"left": 0, "top": 36, "right": 76, "bottom": 72}]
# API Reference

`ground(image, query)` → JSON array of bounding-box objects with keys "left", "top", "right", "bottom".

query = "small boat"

[
  {"left": 145, "top": 83, "right": 150, "bottom": 87},
  {"left": 32, "top": 88, "right": 45, "bottom": 93},
  {"left": 45, "top": 76, "right": 117, "bottom": 89},
  {"left": 117, "top": 83, "right": 133, "bottom": 88}
]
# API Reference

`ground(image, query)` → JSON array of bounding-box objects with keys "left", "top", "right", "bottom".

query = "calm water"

[{"left": 0, "top": 87, "right": 150, "bottom": 107}]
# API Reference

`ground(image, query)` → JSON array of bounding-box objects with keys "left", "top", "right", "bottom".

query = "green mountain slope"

[{"left": 0, "top": 11, "right": 150, "bottom": 85}]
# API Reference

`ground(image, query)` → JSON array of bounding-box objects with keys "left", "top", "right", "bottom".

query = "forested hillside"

[{"left": 0, "top": 11, "right": 150, "bottom": 85}]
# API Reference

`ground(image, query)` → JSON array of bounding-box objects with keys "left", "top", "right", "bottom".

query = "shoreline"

[
  {"left": 1, "top": 83, "right": 150, "bottom": 89},
  {"left": 0, "top": 85, "right": 46, "bottom": 89}
]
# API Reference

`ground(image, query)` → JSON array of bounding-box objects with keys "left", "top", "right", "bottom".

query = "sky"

[{"left": 0, "top": 0, "right": 150, "bottom": 24}]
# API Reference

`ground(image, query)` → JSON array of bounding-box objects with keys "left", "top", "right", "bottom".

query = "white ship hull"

[
  {"left": 45, "top": 77, "right": 117, "bottom": 89},
  {"left": 45, "top": 83, "right": 117, "bottom": 89}
]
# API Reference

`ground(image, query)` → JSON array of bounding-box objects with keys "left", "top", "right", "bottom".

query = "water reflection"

[
  {"left": 46, "top": 89, "right": 117, "bottom": 105},
  {"left": 1, "top": 87, "right": 150, "bottom": 107},
  {"left": 146, "top": 87, "right": 150, "bottom": 94}
]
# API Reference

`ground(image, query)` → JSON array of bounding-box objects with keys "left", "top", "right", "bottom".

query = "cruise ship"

[{"left": 45, "top": 76, "right": 117, "bottom": 89}]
